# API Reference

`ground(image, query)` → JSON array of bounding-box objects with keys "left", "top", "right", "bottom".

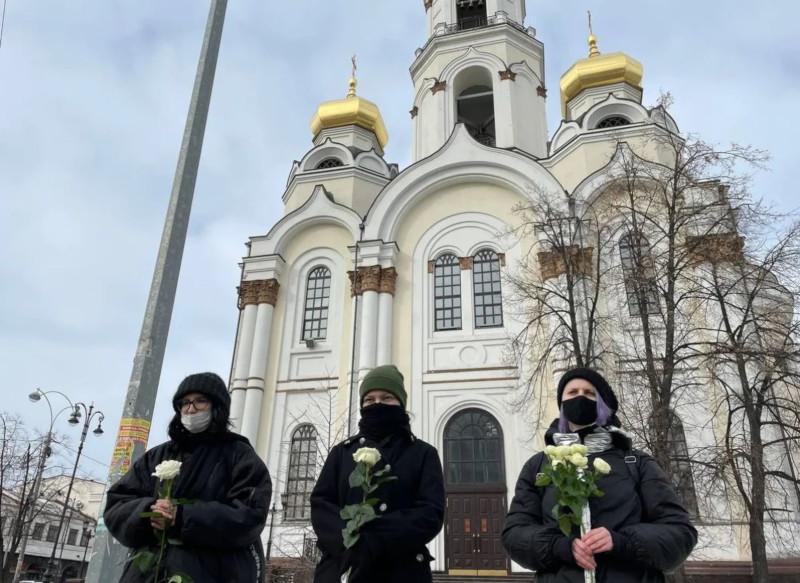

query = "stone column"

[
  {"left": 358, "top": 266, "right": 382, "bottom": 374},
  {"left": 376, "top": 267, "right": 397, "bottom": 365},
  {"left": 238, "top": 279, "right": 279, "bottom": 444},
  {"left": 231, "top": 282, "right": 260, "bottom": 430}
]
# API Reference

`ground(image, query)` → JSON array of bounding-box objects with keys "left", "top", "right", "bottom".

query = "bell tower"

[{"left": 411, "top": 0, "right": 547, "bottom": 160}]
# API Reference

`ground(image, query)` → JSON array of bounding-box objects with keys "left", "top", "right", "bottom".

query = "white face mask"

[{"left": 181, "top": 410, "right": 212, "bottom": 433}]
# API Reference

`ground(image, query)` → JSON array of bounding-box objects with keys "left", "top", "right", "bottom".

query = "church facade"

[{"left": 227, "top": 1, "right": 799, "bottom": 576}]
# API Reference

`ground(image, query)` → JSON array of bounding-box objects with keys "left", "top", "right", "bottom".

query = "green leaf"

[
  {"left": 130, "top": 550, "right": 157, "bottom": 574},
  {"left": 166, "top": 538, "right": 184, "bottom": 546},
  {"left": 348, "top": 466, "right": 366, "bottom": 488},
  {"left": 557, "top": 514, "right": 573, "bottom": 537},
  {"left": 340, "top": 504, "right": 359, "bottom": 520},
  {"left": 139, "top": 511, "right": 163, "bottom": 519},
  {"left": 534, "top": 473, "right": 552, "bottom": 487},
  {"left": 342, "top": 527, "right": 360, "bottom": 549},
  {"left": 173, "top": 498, "right": 194, "bottom": 505},
  {"left": 551, "top": 504, "right": 561, "bottom": 520},
  {"left": 365, "top": 497, "right": 380, "bottom": 506}
]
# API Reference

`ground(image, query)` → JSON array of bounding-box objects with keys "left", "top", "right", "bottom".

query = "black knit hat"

[
  {"left": 556, "top": 367, "right": 618, "bottom": 412},
  {"left": 172, "top": 372, "right": 231, "bottom": 413}
]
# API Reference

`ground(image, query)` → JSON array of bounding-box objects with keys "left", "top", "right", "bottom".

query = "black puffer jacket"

[
  {"left": 105, "top": 433, "right": 272, "bottom": 583},
  {"left": 310, "top": 431, "right": 445, "bottom": 583},
  {"left": 502, "top": 421, "right": 697, "bottom": 583}
]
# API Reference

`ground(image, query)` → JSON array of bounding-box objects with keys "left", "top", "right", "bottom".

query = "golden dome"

[
  {"left": 559, "top": 34, "right": 643, "bottom": 117},
  {"left": 310, "top": 78, "right": 389, "bottom": 149}
]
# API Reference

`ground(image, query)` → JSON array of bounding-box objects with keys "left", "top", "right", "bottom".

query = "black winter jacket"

[
  {"left": 502, "top": 423, "right": 697, "bottom": 583},
  {"left": 105, "top": 432, "right": 272, "bottom": 583},
  {"left": 310, "top": 431, "right": 445, "bottom": 583}
]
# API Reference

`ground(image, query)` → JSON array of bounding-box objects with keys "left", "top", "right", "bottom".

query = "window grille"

[
  {"left": 665, "top": 412, "right": 699, "bottom": 517},
  {"left": 434, "top": 254, "right": 462, "bottom": 331},
  {"left": 315, "top": 158, "right": 344, "bottom": 169},
  {"left": 302, "top": 267, "right": 331, "bottom": 341},
  {"left": 473, "top": 249, "right": 503, "bottom": 328},
  {"left": 619, "top": 232, "right": 660, "bottom": 316},
  {"left": 444, "top": 409, "right": 504, "bottom": 485},
  {"left": 284, "top": 424, "right": 318, "bottom": 520},
  {"left": 596, "top": 116, "right": 631, "bottom": 129}
]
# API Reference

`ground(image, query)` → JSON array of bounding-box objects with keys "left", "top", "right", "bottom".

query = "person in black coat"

[
  {"left": 104, "top": 372, "right": 272, "bottom": 583},
  {"left": 502, "top": 367, "right": 697, "bottom": 583},
  {"left": 310, "top": 365, "right": 445, "bottom": 583}
]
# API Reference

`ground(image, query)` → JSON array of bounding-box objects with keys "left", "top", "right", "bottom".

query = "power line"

[{"left": 0, "top": 0, "right": 8, "bottom": 50}]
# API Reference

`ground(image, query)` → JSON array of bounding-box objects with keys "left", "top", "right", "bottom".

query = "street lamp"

[
  {"left": 79, "top": 520, "right": 94, "bottom": 580},
  {"left": 12, "top": 389, "right": 77, "bottom": 583},
  {"left": 24, "top": 389, "right": 104, "bottom": 583}
]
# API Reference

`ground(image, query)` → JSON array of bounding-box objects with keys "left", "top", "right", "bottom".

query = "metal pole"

[
  {"left": 85, "top": 2, "right": 228, "bottom": 581},
  {"left": 55, "top": 504, "right": 75, "bottom": 581},
  {"left": 79, "top": 527, "right": 92, "bottom": 580},
  {"left": 265, "top": 503, "right": 276, "bottom": 561},
  {"left": 12, "top": 432, "right": 52, "bottom": 583},
  {"left": 45, "top": 405, "right": 93, "bottom": 582}
]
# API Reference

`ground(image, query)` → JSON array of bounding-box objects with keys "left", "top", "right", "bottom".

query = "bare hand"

[
  {"left": 582, "top": 527, "right": 613, "bottom": 554},
  {"left": 150, "top": 498, "right": 175, "bottom": 531},
  {"left": 571, "top": 537, "right": 597, "bottom": 570}
]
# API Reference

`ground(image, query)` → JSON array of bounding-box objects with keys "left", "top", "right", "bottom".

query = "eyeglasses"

[{"left": 178, "top": 396, "right": 211, "bottom": 412}]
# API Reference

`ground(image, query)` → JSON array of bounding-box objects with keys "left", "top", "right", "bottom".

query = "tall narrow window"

[
  {"left": 619, "top": 232, "right": 659, "bottom": 317},
  {"left": 434, "top": 254, "right": 462, "bottom": 331},
  {"left": 456, "top": 0, "right": 487, "bottom": 30},
  {"left": 457, "top": 85, "right": 495, "bottom": 147},
  {"left": 473, "top": 249, "right": 503, "bottom": 328},
  {"left": 665, "top": 412, "right": 699, "bottom": 517},
  {"left": 302, "top": 266, "right": 331, "bottom": 341},
  {"left": 284, "top": 424, "right": 318, "bottom": 520}
]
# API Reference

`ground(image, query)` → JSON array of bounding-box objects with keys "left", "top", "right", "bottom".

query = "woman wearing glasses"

[{"left": 104, "top": 372, "right": 272, "bottom": 582}]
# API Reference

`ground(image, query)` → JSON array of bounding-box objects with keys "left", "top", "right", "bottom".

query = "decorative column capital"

[
  {"left": 459, "top": 257, "right": 473, "bottom": 270},
  {"left": 499, "top": 69, "right": 517, "bottom": 82},
  {"left": 538, "top": 246, "right": 593, "bottom": 281},
  {"left": 424, "top": 0, "right": 432, "bottom": 11},
  {"left": 378, "top": 267, "right": 398, "bottom": 295},
  {"left": 360, "top": 265, "right": 383, "bottom": 293},
  {"left": 239, "top": 278, "right": 280, "bottom": 308},
  {"left": 431, "top": 80, "right": 447, "bottom": 94},
  {"left": 686, "top": 233, "right": 744, "bottom": 265},
  {"left": 410, "top": 105, "right": 419, "bottom": 119}
]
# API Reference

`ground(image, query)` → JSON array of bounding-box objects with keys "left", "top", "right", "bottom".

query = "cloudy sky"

[{"left": 1, "top": 1, "right": 798, "bottom": 482}]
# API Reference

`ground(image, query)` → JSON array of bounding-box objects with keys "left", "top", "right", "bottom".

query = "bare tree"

[
  {"left": 691, "top": 210, "right": 800, "bottom": 583},
  {"left": 505, "top": 188, "right": 614, "bottom": 434}
]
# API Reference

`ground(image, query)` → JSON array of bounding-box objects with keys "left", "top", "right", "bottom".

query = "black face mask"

[
  {"left": 359, "top": 404, "right": 410, "bottom": 441},
  {"left": 562, "top": 396, "right": 598, "bottom": 426}
]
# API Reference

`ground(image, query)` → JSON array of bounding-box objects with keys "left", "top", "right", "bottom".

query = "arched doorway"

[{"left": 443, "top": 408, "right": 508, "bottom": 576}]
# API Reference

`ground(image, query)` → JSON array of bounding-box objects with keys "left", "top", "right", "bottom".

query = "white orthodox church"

[{"left": 226, "top": 1, "right": 799, "bottom": 578}]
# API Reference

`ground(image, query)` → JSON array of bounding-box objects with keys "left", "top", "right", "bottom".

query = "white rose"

[
  {"left": 569, "top": 444, "right": 588, "bottom": 456},
  {"left": 593, "top": 458, "right": 611, "bottom": 475},
  {"left": 551, "top": 459, "right": 563, "bottom": 469},
  {"left": 544, "top": 445, "right": 558, "bottom": 459},
  {"left": 568, "top": 453, "right": 588, "bottom": 468},
  {"left": 556, "top": 445, "right": 572, "bottom": 459},
  {"left": 152, "top": 460, "right": 182, "bottom": 481},
  {"left": 353, "top": 447, "right": 381, "bottom": 467}
]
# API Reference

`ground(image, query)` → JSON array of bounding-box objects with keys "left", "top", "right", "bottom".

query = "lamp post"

[
  {"left": 27, "top": 390, "right": 104, "bottom": 583},
  {"left": 11, "top": 389, "right": 77, "bottom": 583},
  {"left": 78, "top": 521, "right": 93, "bottom": 580}
]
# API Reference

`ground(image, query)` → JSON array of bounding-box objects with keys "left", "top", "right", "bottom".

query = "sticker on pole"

[{"left": 110, "top": 418, "right": 151, "bottom": 475}]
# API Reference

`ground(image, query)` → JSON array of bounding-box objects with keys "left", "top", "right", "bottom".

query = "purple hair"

[{"left": 558, "top": 391, "right": 614, "bottom": 432}]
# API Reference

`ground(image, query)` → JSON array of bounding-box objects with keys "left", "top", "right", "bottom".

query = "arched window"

[
  {"left": 596, "top": 116, "right": 631, "bottom": 129},
  {"left": 665, "top": 412, "right": 699, "bottom": 517},
  {"left": 444, "top": 409, "right": 504, "bottom": 485},
  {"left": 315, "top": 157, "right": 344, "bottom": 169},
  {"left": 456, "top": 0, "right": 487, "bottom": 30},
  {"left": 619, "top": 232, "right": 659, "bottom": 316},
  {"left": 458, "top": 85, "right": 495, "bottom": 146},
  {"left": 284, "top": 424, "right": 318, "bottom": 520},
  {"left": 302, "top": 266, "right": 331, "bottom": 341},
  {"left": 434, "top": 254, "right": 462, "bottom": 331},
  {"left": 473, "top": 249, "right": 503, "bottom": 328}
]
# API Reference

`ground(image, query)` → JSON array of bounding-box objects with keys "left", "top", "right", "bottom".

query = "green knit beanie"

[{"left": 359, "top": 365, "right": 407, "bottom": 409}]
